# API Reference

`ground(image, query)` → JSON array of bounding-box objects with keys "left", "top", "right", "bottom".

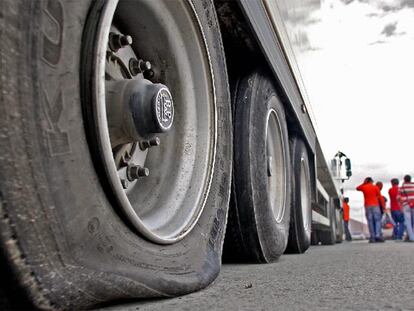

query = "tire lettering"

[
  {"left": 209, "top": 208, "right": 225, "bottom": 251},
  {"left": 42, "top": 89, "right": 71, "bottom": 156},
  {"left": 41, "top": 0, "right": 70, "bottom": 156},
  {"left": 42, "top": 0, "right": 63, "bottom": 66}
]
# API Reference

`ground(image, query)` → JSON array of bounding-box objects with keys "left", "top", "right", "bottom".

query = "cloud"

[
  {"left": 341, "top": 0, "right": 355, "bottom": 4},
  {"left": 377, "top": 1, "right": 414, "bottom": 13},
  {"left": 379, "top": 22, "right": 406, "bottom": 39},
  {"left": 401, "top": 0, "right": 414, "bottom": 9},
  {"left": 369, "top": 40, "right": 387, "bottom": 45},
  {"left": 380, "top": 4, "right": 399, "bottom": 13},
  {"left": 381, "top": 22, "right": 398, "bottom": 37}
]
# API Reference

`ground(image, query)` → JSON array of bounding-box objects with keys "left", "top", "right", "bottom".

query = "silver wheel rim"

[
  {"left": 300, "top": 157, "right": 311, "bottom": 234},
  {"left": 265, "top": 105, "right": 287, "bottom": 223},
  {"left": 93, "top": 0, "right": 216, "bottom": 244}
]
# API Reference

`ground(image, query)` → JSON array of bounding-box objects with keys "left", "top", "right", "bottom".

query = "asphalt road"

[{"left": 103, "top": 241, "right": 414, "bottom": 311}]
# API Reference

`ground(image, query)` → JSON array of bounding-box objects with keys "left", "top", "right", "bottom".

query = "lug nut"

[
  {"left": 120, "top": 179, "right": 129, "bottom": 189},
  {"left": 140, "top": 137, "right": 160, "bottom": 150},
  {"left": 109, "top": 32, "right": 132, "bottom": 52},
  {"left": 120, "top": 35, "right": 133, "bottom": 46},
  {"left": 127, "top": 165, "right": 150, "bottom": 181},
  {"left": 143, "top": 69, "right": 155, "bottom": 79},
  {"left": 129, "top": 59, "right": 152, "bottom": 76},
  {"left": 140, "top": 60, "right": 152, "bottom": 72}
]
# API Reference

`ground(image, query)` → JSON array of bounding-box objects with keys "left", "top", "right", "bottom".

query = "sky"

[{"left": 284, "top": 0, "right": 414, "bottom": 220}]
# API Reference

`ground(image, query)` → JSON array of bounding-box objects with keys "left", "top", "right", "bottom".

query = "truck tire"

[
  {"left": 285, "top": 137, "right": 312, "bottom": 254},
  {"left": 0, "top": 0, "right": 231, "bottom": 309},
  {"left": 223, "top": 71, "right": 291, "bottom": 263}
]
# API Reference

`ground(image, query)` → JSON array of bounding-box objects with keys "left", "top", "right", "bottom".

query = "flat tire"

[{"left": 0, "top": 0, "right": 231, "bottom": 308}]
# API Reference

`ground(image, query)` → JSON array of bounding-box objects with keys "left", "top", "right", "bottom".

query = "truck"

[{"left": 0, "top": 0, "right": 347, "bottom": 309}]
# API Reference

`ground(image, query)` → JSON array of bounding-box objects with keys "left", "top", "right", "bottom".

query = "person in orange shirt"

[
  {"left": 356, "top": 177, "right": 384, "bottom": 243},
  {"left": 342, "top": 197, "right": 352, "bottom": 241}
]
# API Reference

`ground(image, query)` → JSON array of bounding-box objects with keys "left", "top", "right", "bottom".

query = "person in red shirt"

[
  {"left": 375, "top": 181, "right": 386, "bottom": 239},
  {"left": 398, "top": 174, "right": 414, "bottom": 242},
  {"left": 388, "top": 178, "right": 404, "bottom": 240},
  {"left": 356, "top": 177, "right": 384, "bottom": 243},
  {"left": 342, "top": 197, "right": 352, "bottom": 241},
  {"left": 376, "top": 182, "right": 386, "bottom": 214}
]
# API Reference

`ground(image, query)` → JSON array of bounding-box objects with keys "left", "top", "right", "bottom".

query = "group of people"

[{"left": 350, "top": 175, "right": 414, "bottom": 243}]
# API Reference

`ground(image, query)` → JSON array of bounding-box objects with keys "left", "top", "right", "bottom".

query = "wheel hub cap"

[{"left": 106, "top": 79, "right": 174, "bottom": 146}]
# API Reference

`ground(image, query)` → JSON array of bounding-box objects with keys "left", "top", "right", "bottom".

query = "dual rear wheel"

[{"left": 224, "top": 71, "right": 312, "bottom": 262}]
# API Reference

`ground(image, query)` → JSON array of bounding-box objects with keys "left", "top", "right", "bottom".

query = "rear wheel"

[
  {"left": 223, "top": 71, "right": 291, "bottom": 263},
  {"left": 286, "top": 137, "right": 312, "bottom": 254},
  {"left": 0, "top": 0, "right": 231, "bottom": 309}
]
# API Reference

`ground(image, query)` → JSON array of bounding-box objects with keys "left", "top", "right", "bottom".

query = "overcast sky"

[{"left": 285, "top": 0, "right": 414, "bottom": 219}]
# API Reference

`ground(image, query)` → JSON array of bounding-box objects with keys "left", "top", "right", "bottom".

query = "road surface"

[{"left": 102, "top": 241, "right": 414, "bottom": 311}]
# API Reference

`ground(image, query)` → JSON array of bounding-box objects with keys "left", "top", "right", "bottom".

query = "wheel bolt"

[
  {"left": 127, "top": 165, "right": 150, "bottom": 181},
  {"left": 143, "top": 69, "right": 155, "bottom": 79},
  {"left": 120, "top": 35, "right": 133, "bottom": 46},
  {"left": 120, "top": 179, "right": 129, "bottom": 189},
  {"left": 109, "top": 32, "right": 132, "bottom": 52},
  {"left": 129, "top": 59, "right": 152, "bottom": 76},
  {"left": 140, "top": 61, "right": 152, "bottom": 72},
  {"left": 140, "top": 137, "right": 160, "bottom": 150}
]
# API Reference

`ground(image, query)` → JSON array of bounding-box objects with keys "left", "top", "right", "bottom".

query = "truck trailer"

[{"left": 0, "top": 0, "right": 344, "bottom": 309}]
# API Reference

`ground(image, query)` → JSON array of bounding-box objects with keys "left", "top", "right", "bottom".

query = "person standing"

[
  {"left": 375, "top": 181, "right": 386, "bottom": 238},
  {"left": 356, "top": 177, "right": 384, "bottom": 243},
  {"left": 342, "top": 197, "right": 352, "bottom": 241},
  {"left": 376, "top": 181, "right": 386, "bottom": 215},
  {"left": 389, "top": 178, "right": 404, "bottom": 241},
  {"left": 398, "top": 175, "right": 414, "bottom": 242}
]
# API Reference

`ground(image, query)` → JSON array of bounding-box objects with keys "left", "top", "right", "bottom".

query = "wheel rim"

[
  {"left": 86, "top": 0, "right": 216, "bottom": 244},
  {"left": 300, "top": 157, "right": 311, "bottom": 234},
  {"left": 265, "top": 106, "right": 287, "bottom": 223}
]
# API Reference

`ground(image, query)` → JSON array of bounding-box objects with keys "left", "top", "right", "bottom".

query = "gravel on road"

[{"left": 102, "top": 241, "right": 414, "bottom": 311}]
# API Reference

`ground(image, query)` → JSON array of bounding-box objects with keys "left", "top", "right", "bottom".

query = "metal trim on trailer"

[
  {"left": 311, "top": 210, "right": 330, "bottom": 227},
  {"left": 238, "top": 0, "right": 316, "bottom": 152},
  {"left": 316, "top": 180, "right": 330, "bottom": 202}
]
